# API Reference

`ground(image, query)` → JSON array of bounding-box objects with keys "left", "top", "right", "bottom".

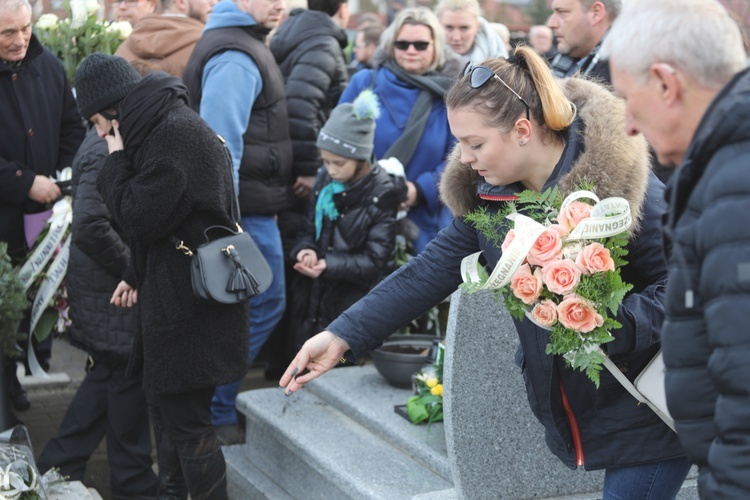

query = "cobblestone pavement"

[{"left": 17, "top": 337, "right": 276, "bottom": 499}]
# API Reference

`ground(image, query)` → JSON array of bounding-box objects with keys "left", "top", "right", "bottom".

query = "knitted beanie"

[
  {"left": 74, "top": 53, "right": 141, "bottom": 119},
  {"left": 317, "top": 90, "right": 380, "bottom": 160}
]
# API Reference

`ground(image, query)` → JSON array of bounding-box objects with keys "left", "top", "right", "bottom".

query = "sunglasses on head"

[
  {"left": 463, "top": 63, "right": 531, "bottom": 121},
  {"left": 393, "top": 40, "right": 431, "bottom": 51}
]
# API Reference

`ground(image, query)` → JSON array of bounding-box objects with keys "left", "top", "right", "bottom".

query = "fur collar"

[{"left": 439, "top": 78, "right": 651, "bottom": 237}]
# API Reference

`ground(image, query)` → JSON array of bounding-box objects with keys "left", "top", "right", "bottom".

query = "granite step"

[
  {"left": 227, "top": 366, "right": 452, "bottom": 499},
  {"left": 303, "top": 365, "right": 450, "bottom": 480}
]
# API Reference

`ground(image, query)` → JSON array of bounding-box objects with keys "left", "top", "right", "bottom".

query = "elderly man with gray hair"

[
  {"left": 606, "top": 0, "right": 750, "bottom": 497},
  {"left": 0, "top": 0, "right": 84, "bottom": 417}
]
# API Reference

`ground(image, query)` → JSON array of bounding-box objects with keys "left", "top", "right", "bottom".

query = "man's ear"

[
  {"left": 336, "top": 2, "right": 349, "bottom": 26},
  {"left": 651, "top": 63, "right": 680, "bottom": 107},
  {"left": 172, "top": 0, "right": 188, "bottom": 13},
  {"left": 588, "top": 1, "right": 607, "bottom": 26}
]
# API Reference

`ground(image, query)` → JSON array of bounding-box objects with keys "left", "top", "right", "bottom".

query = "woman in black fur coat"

[{"left": 74, "top": 53, "right": 250, "bottom": 500}]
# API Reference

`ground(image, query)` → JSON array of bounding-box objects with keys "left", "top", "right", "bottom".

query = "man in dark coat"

[
  {"left": 607, "top": 0, "right": 750, "bottom": 496},
  {"left": 547, "top": 0, "right": 618, "bottom": 81},
  {"left": 0, "top": 0, "right": 83, "bottom": 261},
  {"left": 262, "top": 0, "right": 349, "bottom": 379},
  {"left": 547, "top": 0, "right": 673, "bottom": 185},
  {"left": 0, "top": 0, "right": 85, "bottom": 412}
]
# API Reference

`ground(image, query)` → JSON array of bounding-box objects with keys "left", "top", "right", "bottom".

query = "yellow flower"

[
  {"left": 430, "top": 384, "right": 443, "bottom": 397},
  {"left": 425, "top": 377, "right": 438, "bottom": 388}
]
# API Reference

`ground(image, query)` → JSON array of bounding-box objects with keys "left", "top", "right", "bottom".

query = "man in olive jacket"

[{"left": 607, "top": 0, "right": 750, "bottom": 496}]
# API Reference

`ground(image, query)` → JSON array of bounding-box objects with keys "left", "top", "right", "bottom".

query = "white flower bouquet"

[{"left": 34, "top": 0, "right": 131, "bottom": 86}]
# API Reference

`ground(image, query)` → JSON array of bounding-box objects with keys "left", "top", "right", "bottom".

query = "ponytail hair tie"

[{"left": 507, "top": 54, "right": 524, "bottom": 68}]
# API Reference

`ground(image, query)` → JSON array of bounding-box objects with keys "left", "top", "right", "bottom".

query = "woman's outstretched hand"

[{"left": 279, "top": 331, "right": 351, "bottom": 395}]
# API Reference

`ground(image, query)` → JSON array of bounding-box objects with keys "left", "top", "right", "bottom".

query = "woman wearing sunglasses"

[
  {"left": 282, "top": 46, "right": 691, "bottom": 498},
  {"left": 338, "top": 7, "right": 461, "bottom": 252}
]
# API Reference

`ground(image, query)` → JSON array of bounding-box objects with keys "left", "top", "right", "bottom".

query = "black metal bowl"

[{"left": 369, "top": 334, "right": 440, "bottom": 388}]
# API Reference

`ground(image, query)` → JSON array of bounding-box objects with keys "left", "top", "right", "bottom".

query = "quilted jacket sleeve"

[{"left": 71, "top": 132, "right": 130, "bottom": 280}]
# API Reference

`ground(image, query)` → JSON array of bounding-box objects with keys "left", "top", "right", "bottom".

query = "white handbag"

[{"left": 603, "top": 349, "right": 675, "bottom": 432}]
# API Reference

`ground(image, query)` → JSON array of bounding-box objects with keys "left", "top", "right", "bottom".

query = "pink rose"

[
  {"left": 501, "top": 229, "right": 516, "bottom": 252},
  {"left": 542, "top": 259, "right": 581, "bottom": 295},
  {"left": 527, "top": 227, "right": 563, "bottom": 267},
  {"left": 575, "top": 242, "right": 616, "bottom": 275},
  {"left": 557, "top": 201, "right": 592, "bottom": 231},
  {"left": 531, "top": 300, "right": 558, "bottom": 327},
  {"left": 549, "top": 224, "right": 567, "bottom": 237},
  {"left": 557, "top": 295, "right": 604, "bottom": 333},
  {"left": 511, "top": 264, "right": 543, "bottom": 305}
]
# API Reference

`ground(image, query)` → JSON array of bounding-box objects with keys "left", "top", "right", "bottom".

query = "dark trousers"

[
  {"left": 156, "top": 387, "right": 227, "bottom": 500},
  {"left": 36, "top": 354, "right": 157, "bottom": 499}
]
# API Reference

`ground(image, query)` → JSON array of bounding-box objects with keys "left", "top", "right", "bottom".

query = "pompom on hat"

[
  {"left": 74, "top": 53, "right": 141, "bottom": 119},
  {"left": 316, "top": 89, "right": 380, "bottom": 161}
]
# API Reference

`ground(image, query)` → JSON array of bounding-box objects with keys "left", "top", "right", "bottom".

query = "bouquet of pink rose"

[{"left": 461, "top": 186, "right": 633, "bottom": 386}]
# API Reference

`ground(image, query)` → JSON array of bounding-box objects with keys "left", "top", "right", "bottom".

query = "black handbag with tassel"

[{"left": 171, "top": 136, "right": 272, "bottom": 304}]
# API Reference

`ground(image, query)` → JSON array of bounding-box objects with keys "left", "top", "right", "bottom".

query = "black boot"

[
  {"left": 177, "top": 441, "right": 228, "bottom": 500},
  {"left": 151, "top": 408, "right": 187, "bottom": 500}
]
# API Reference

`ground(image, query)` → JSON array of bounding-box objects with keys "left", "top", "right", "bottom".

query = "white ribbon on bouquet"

[{"left": 17, "top": 168, "right": 73, "bottom": 379}]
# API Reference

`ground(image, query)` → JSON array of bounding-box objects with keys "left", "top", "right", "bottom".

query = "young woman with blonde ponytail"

[{"left": 281, "top": 47, "right": 691, "bottom": 498}]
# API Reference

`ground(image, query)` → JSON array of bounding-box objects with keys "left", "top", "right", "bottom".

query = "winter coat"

[
  {"left": 327, "top": 78, "right": 685, "bottom": 470},
  {"left": 662, "top": 67, "right": 750, "bottom": 498},
  {"left": 97, "top": 73, "right": 250, "bottom": 395},
  {"left": 67, "top": 127, "right": 136, "bottom": 360},
  {"left": 270, "top": 8, "right": 349, "bottom": 180},
  {"left": 288, "top": 164, "right": 401, "bottom": 348},
  {"left": 0, "top": 35, "right": 85, "bottom": 259},
  {"left": 115, "top": 14, "right": 204, "bottom": 79},
  {"left": 339, "top": 59, "right": 458, "bottom": 252},
  {"left": 581, "top": 56, "right": 610, "bottom": 84}
]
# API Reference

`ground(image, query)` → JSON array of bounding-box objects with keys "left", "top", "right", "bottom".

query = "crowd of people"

[{"left": 2, "top": 0, "right": 750, "bottom": 497}]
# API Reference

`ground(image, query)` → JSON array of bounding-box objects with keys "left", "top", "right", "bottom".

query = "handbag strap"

[
  {"left": 217, "top": 135, "right": 242, "bottom": 230},
  {"left": 602, "top": 349, "right": 675, "bottom": 431},
  {"left": 170, "top": 135, "right": 242, "bottom": 256},
  {"left": 601, "top": 352, "right": 649, "bottom": 405}
]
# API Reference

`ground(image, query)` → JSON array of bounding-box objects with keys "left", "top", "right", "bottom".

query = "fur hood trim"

[{"left": 439, "top": 78, "right": 651, "bottom": 237}]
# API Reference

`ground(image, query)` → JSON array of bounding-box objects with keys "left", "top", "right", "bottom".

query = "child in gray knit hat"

[{"left": 287, "top": 90, "right": 405, "bottom": 351}]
